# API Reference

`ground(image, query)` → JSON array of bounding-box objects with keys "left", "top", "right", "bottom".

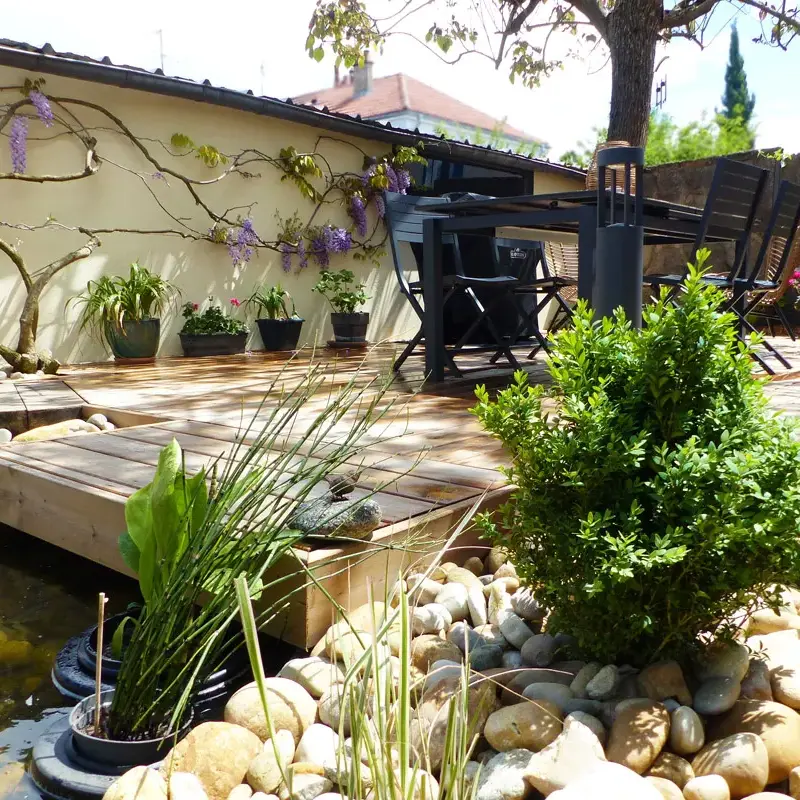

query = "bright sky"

[{"left": 2, "top": 0, "right": 799, "bottom": 158}]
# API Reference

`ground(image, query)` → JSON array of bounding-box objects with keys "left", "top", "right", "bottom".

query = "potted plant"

[
  {"left": 179, "top": 298, "right": 249, "bottom": 357},
  {"left": 70, "top": 263, "right": 178, "bottom": 361},
  {"left": 247, "top": 284, "right": 304, "bottom": 351},
  {"left": 312, "top": 269, "right": 369, "bottom": 344}
]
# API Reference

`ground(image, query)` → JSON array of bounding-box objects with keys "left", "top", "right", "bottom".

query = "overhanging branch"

[{"left": 663, "top": 0, "right": 721, "bottom": 29}]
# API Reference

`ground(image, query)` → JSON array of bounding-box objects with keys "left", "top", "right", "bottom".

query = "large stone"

[
  {"left": 225, "top": 679, "right": 318, "bottom": 744},
  {"left": 474, "top": 624, "right": 508, "bottom": 649},
  {"left": 523, "top": 712, "right": 606, "bottom": 795},
  {"left": 669, "top": 705, "right": 705, "bottom": 756},
  {"left": 770, "top": 664, "right": 800, "bottom": 709},
  {"left": 277, "top": 658, "right": 345, "bottom": 699},
  {"left": 435, "top": 583, "right": 470, "bottom": 622},
  {"left": 467, "top": 586, "right": 489, "bottom": 627},
  {"left": 502, "top": 650, "right": 523, "bottom": 669},
  {"left": 746, "top": 630, "right": 800, "bottom": 671},
  {"left": 446, "top": 566, "right": 484, "bottom": 590},
  {"left": 227, "top": 786, "right": 253, "bottom": 800},
  {"left": 501, "top": 668, "right": 574, "bottom": 704},
  {"left": 693, "top": 677, "right": 741, "bottom": 716},
  {"left": 288, "top": 494, "right": 381, "bottom": 540},
  {"left": 412, "top": 676, "right": 496, "bottom": 772},
  {"left": 570, "top": 662, "right": 602, "bottom": 698},
  {"left": 324, "top": 629, "right": 373, "bottom": 668},
  {"left": 447, "top": 621, "right": 483, "bottom": 653},
  {"left": 162, "top": 722, "right": 262, "bottom": 800},
  {"left": 463, "top": 556, "right": 485, "bottom": 576},
  {"left": 411, "top": 604, "right": 451, "bottom": 635},
  {"left": 0, "top": 428, "right": 12, "bottom": 444},
  {"left": 521, "top": 683, "right": 574, "bottom": 713},
  {"left": 487, "top": 585, "right": 513, "bottom": 626},
  {"left": 484, "top": 699, "right": 563, "bottom": 752},
  {"left": 470, "top": 645, "right": 504, "bottom": 671},
  {"left": 692, "top": 733, "right": 769, "bottom": 799},
  {"left": 564, "top": 710, "right": 606, "bottom": 744},
  {"left": 695, "top": 641, "right": 751, "bottom": 683},
  {"left": 411, "top": 635, "right": 462, "bottom": 672},
  {"left": 749, "top": 607, "right": 800, "bottom": 635},
  {"left": 645, "top": 777, "right": 683, "bottom": 800},
  {"left": 498, "top": 613, "right": 535, "bottom": 650},
  {"left": 13, "top": 419, "right": 100, "bottom": 443},
  {"left": 585, "top": 665, "right": 619, "bottom": 701},
  {"left": 647, "top": 752, "right": 694, "bottom": 789},
  {"left": 169, "top": 773, "right": 208, "bottom": 800},
  {"left": 638, "top": 661, "right": 692, "bottom": 706},
  {"left": 510, "top": 588, "right": 545, "bottom": 623},
  {"left": 247, "top": 730, "right": 296, "bottom": 794},
  {"left": 709, "top": 698, "right": 800, "bottom": 783},
  {"left": 740, "top": 659, "right": 773, "bottom": 702},
  {"left": 318, "top": 685, "right": 359, "bottom": 736},
  {"left": 683, "top": 775, "right": 731, "bottom": 800},
  {"left": 276, "top": 773, "right": 332, "bottom": 800},
  {"left": 104, "top": 767, "right": 168, "bottom": 800},
  {"left": 294, "top": 724, "right": 339, "bottom": 771},
  {"left": 547, "top": 761, "right": 664, "bottom": 800},
  {"left": 605, "top": 699, "right": 670, "bottom": 775},
  {"left": 474, "top": 749, "right": 535, "bottom": 800},
  {"left": 521, "top": 634, "right": 556, "bottom": 667},
  {"left": 484, "top": 547, "right": 508, "bottom": 574},
  {"left": 407, "top": 575, "right": 444, "bottom": 606}
]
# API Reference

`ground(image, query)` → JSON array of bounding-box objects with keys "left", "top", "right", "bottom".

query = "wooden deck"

[{"left": 2, "top": 340, "right": 800, "bottom": 646}]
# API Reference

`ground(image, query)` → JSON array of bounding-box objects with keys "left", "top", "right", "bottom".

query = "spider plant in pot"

[
  {"left": 66, "top": 362, "right": 397, "bottom": 771},
  {"left": 179, "top": 297, "right": 249, "bottom": 357},
  {"left": 70, "top": 263, "right": 179, "bottom": 361},
  {"left": 312, "top": 269, "right": 369, "bottom": 345},
  {"left": 247, "top": 284, "right": 304, "bottom": 352}
]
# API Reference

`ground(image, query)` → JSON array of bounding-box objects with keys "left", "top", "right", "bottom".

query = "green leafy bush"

[
  {"left": 473, "top": 261, "right": 800, "bottom": 664},
  {"left": 180, "top": 297, "right": 249, "bottom": 335},
  {"left": 313, "top": 269, "right": 368, "bottom": 314}
]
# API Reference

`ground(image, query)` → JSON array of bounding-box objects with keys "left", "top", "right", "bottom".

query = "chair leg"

[
  {"left": 775, "top": 305, "right": 797, "bottom": 341},
  {"left": 455, "top": 287, "right": 520, "bottom": 370},
  {"left": 737, "top": 313, "right": 792, "bottom": 371},
  {"left": 393, "top": 326, "right": 423, "bottom": 372}
]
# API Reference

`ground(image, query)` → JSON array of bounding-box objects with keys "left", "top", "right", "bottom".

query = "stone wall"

[{"left": 642, "top": 150, "right": 799, "bottom": 277}]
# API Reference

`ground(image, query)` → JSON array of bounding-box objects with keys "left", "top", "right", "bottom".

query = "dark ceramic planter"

[
  {"left": 105, "top": 320, "right": 161, "bottom": 360},
  {"left": 331, "top": 312, "right": 369, "bottom": 343},
  {"left": 179, "top": 332, "right": 247, "bottom": 357},
  {"left": 256, "top": 318, "right": 304, "bottom": 351},
  {"left": 69, "top": 690, "right": 191, "bottom": 768}
]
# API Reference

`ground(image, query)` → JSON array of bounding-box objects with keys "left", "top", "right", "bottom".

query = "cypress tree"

[{"left": 722, "top": 24, "right": 756, "bottom": 124}]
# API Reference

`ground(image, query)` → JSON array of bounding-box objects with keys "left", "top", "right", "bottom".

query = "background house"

[{"left": 294, "top": 57, "right": 548, "bottom": 158}]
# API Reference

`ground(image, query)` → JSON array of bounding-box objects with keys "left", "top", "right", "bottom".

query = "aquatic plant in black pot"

[
  {"left": 247, "top": 284, "right": 304, "bottom": 351},
  {"left": 179, "top": 297, "right": 249, "bottom": 356},
  {"left": 70, "top": 263, "right": 178, "bottom": 361},
  {"left": 312, "top": 269, "right": 369, "bottom": 344}
]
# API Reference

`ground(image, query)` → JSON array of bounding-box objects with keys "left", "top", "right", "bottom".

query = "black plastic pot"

[
  {"left": 256, "top": 318, "right": 304, "bottom": 351},
  {"left": 105, "top": 319, "right": 161, "bottom": 360},
  {"left": 331, "top": 312, "right": 369, "bottom": 343},
  {"left": 69, "top": 690, "right": 192, "bottom": 768},
  {"left": 179, "top": 332, "right": 247, "bottom": 357}
]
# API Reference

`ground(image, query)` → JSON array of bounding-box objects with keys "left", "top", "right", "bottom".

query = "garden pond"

[{"left": 0, "top": 524, "right": 138, "bottom": 797}]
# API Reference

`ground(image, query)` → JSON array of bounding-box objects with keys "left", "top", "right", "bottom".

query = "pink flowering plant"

[{"left": 180, "top": 297, "right": 249, "bottom": 335}]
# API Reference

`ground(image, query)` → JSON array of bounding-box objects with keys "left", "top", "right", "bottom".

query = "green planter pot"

[
  {"left": 256, "top": 318, "right": 304, "bottom": 351},
  {"left": 330, "top": 312, "right": 369, "bottom": 343},
  {"left": 105, "top": 319, "right": 161, "bottom": 360},
  {"left": 179, "top": 332, "right": 248, "bottom": 357}
]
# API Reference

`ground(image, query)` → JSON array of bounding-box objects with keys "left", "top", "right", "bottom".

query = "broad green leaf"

[
  {"left": 150, "top": 439, "right": 182, "bottom": 563},
  {"left": 137, "top": 530, "right": 158, "bottom": 607},
  {"left": 118, "top": 531, "right": 141, "bottom": 574},
  {"left": 110, "top": 615, "right": 138, "bottom": 659},
  {"left": 124, "top": 484, "right": 152, "bottom": 553},
  {"left": 186, "top": 468, "right": 208, "bottom": 538}
]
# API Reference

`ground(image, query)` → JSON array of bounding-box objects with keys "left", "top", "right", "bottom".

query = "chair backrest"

[
  {"left": 692, "top": 157, "right": 768, "bottom": 280},
  {"left": 543, "top": 241, "right": 580, "bottom": 282},
  {"left": 745, "top": 180, "right": 800, "bottom": 288},
  {"left": 492, "top": 237, "right": 542, "bottom": 284},
  {"left": 383, "top": 192, "right": 455, "bottom": 296}
]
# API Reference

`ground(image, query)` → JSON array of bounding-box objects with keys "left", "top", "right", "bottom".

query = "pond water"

[{"left": 0, "top": 524, "right": 138, "bottom": 797}]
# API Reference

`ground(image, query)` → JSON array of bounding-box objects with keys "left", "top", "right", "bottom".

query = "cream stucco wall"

[{"left": 0, "top": 66, "right": 583, "bottom": 366}]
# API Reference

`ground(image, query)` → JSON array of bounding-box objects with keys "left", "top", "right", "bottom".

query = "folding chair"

[
  {"left": 706, "top": 179, "right": 800, "bottom": 372},
  {"left": 384, "top": 192, "right": 522, "bottom": 375},
  {"left": 644, "top": 158, "right": 769, "bottom": 296}
]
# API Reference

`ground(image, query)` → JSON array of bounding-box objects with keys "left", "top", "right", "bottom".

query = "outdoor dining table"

[{"left": 422, "top": 189, "right": 745, "bottom": 383}]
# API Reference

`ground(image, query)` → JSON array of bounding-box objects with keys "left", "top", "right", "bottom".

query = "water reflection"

[{"left": 0, "top": 523, "right": 138, "bottom": 791}]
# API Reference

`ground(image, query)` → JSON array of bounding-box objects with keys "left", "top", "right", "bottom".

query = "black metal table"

[{"left": 422, "top": 190, "right": 741, "bottom": 382}]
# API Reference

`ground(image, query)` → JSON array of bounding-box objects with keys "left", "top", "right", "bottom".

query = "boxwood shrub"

[{"left": 473, "top": 260, "right": 800, "bottom": 664}]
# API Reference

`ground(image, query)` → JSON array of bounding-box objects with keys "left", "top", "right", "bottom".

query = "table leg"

[
  {"left": 423, "top": 217, "right": 445, "bottom": 383},
  {"left": 577, "top": 207, "right": 597, "bottom": 302}
]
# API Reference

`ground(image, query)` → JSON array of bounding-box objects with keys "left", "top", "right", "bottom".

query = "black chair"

[
  {"left": 644, "top": 158, "right": 769, "bottom": 294},
  {"left": 384, "top": 191, "right": 522, "bottom": 375},
  {"left": 705, "top": 179, "right": 800, "bottom": 372}
]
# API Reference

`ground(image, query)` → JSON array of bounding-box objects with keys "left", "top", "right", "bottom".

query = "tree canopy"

[{"left": 306, "top": 0, "right": 799, "bottom": 148}]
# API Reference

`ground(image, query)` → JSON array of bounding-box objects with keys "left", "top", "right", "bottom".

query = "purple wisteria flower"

[
  {"left": 279, "top": 242, "right": 293, "bottom": 272},
  {"left": 227, "top": 218, "right": 259, "bottom": 267},
  {"left": 29, "top": 90, "right": 54, "bottom": 128},
  {"left": 350, "top": 194, "right": 368, "bottom": 237},
  {"left": 297, "top": 239, "right": 308, "bottom": 270},
  {"left": 396, "top": 169, "right": 411, "bottom": 194},
  {"left": 326, "top": 226, "right": 352, "bottom": 253},
  {"left": 385, "top": 164, "right": 399, "bottom": 193},
  {"left": 9, "top": 116, "right": 28, "bottom": 174},
  {"left": 311, "top": 233, "right": 330, "bottom": 268},
  {"left": 151, "top": 171, "right": 165, "bottom": 181},
  {"left": 374, "top": 194, "right": 386, "bottom": 219}
]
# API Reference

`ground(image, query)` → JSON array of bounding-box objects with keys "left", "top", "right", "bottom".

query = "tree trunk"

[{"left": 606, "top": 0, "right": 662, "bottom": 148}]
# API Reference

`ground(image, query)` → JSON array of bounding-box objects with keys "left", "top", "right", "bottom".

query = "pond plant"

[
  {"left": 473, "top": 255, "right": 800, "bottom": 665},
  {"left": 95, "top": 362, "right": 396, "bottom": 742}
]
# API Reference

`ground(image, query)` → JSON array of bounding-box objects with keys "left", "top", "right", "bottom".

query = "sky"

[{"left": 1, "top": 0, "right": 799, "bottom": 159}]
